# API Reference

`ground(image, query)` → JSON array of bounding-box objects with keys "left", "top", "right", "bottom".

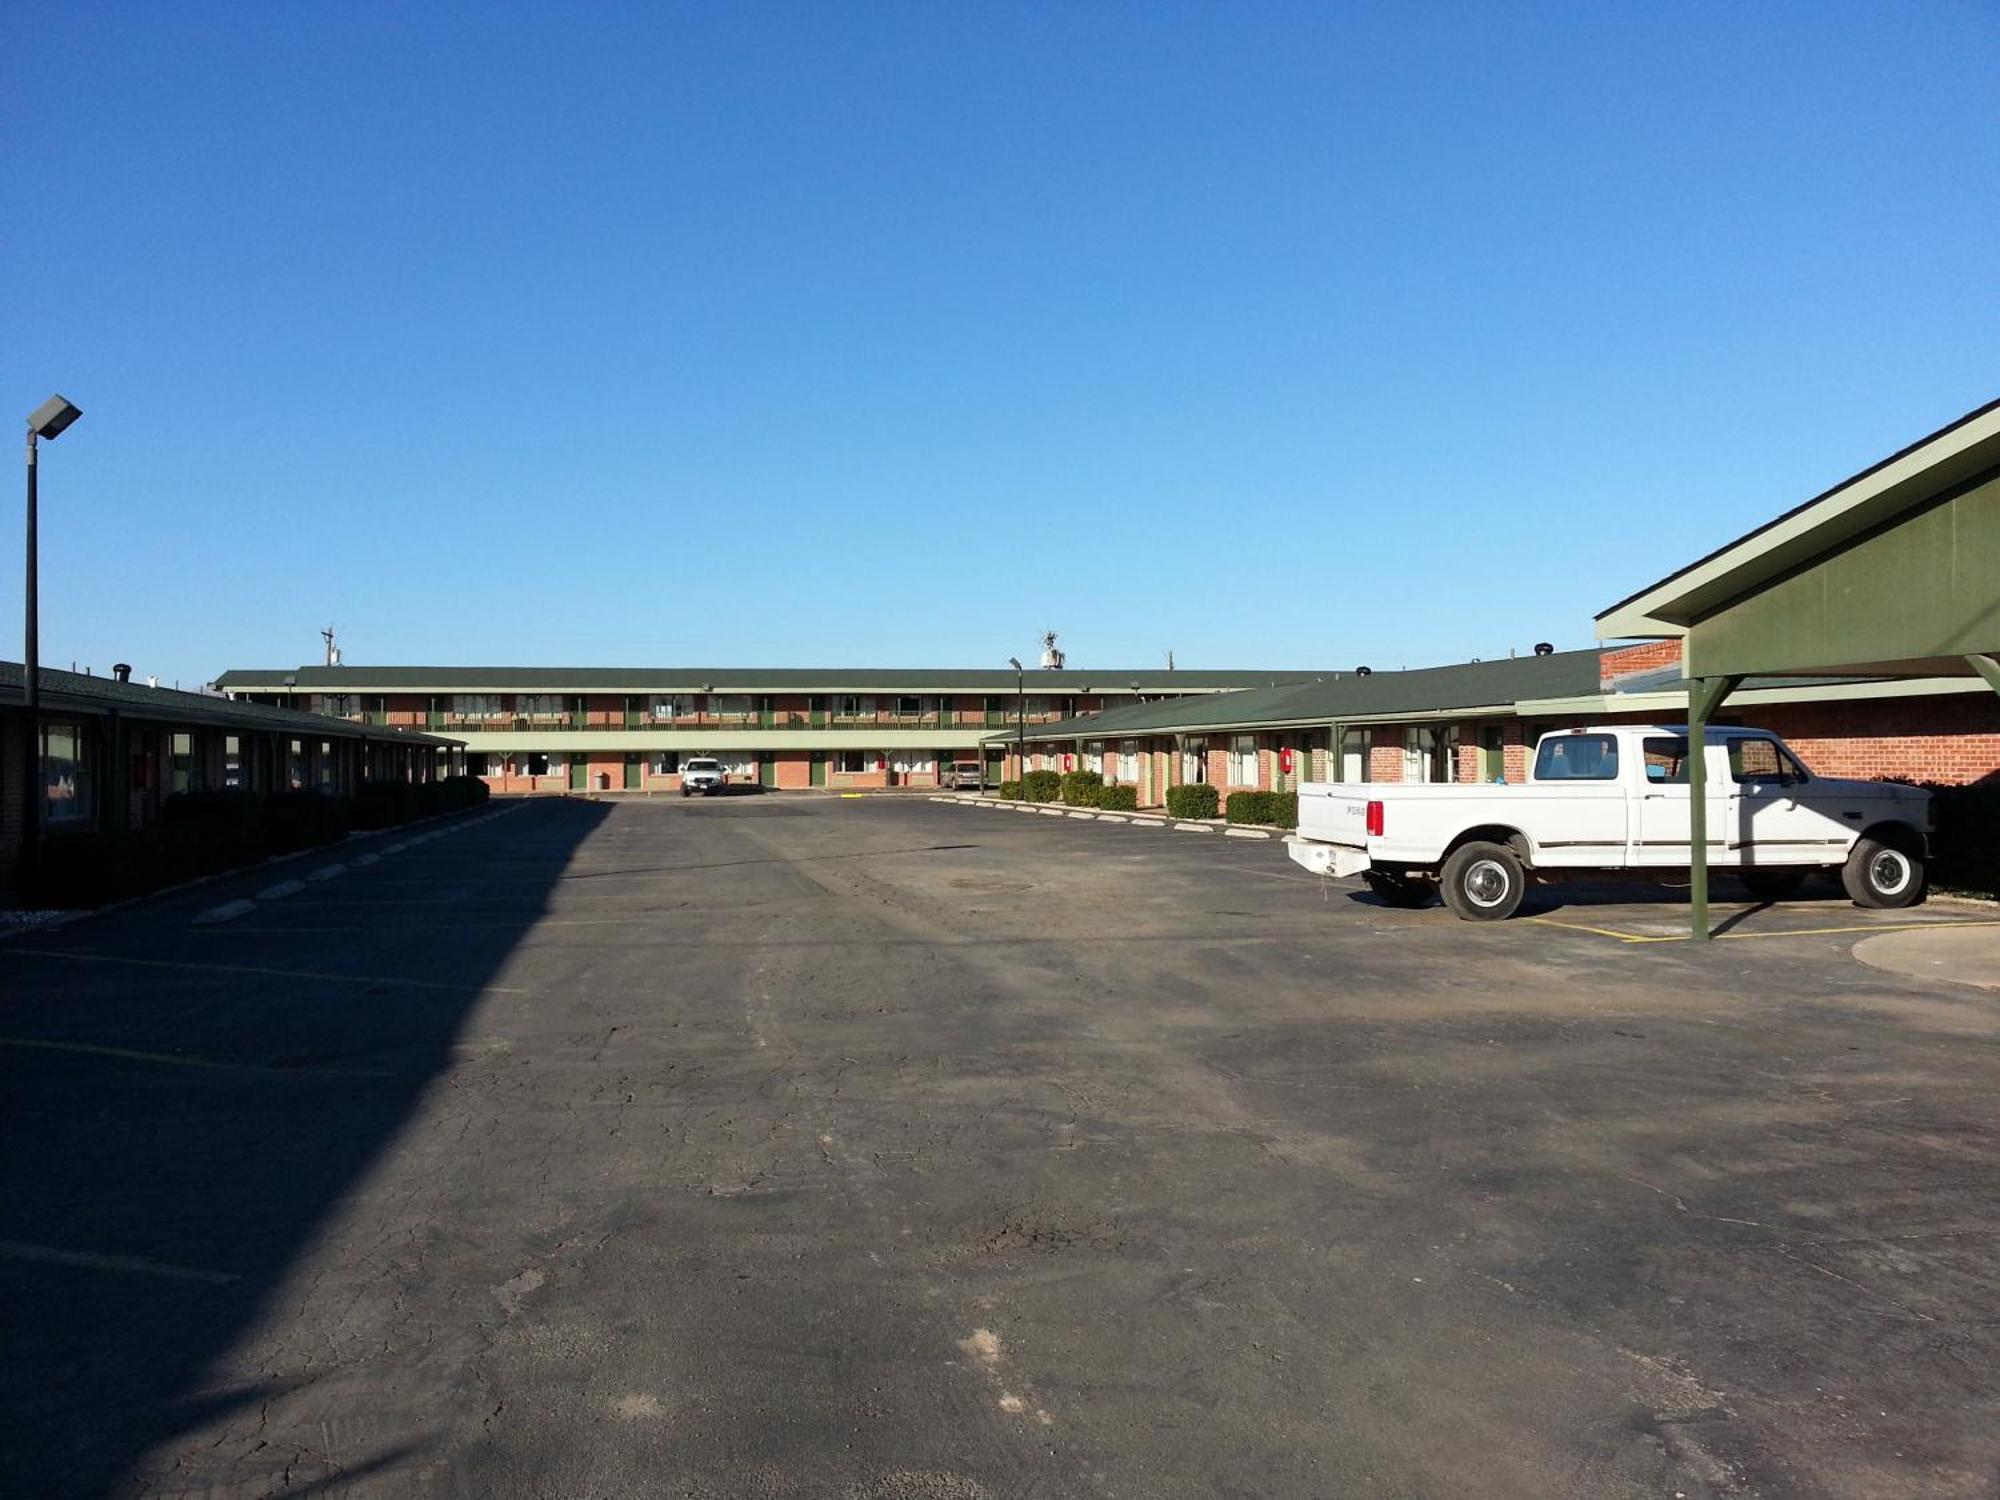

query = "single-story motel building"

[
  {"left": 1, "top": 662, "right": 460, "bottom": 897},
  {"left": 988, "top": 638, "right": 2000, "bottom": 804},
  {"left": 209, "top": 668, "right": 1324, "bottom": 793}
]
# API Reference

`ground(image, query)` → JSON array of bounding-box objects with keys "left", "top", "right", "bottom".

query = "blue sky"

[{"left": 4, "top": 3, "right": 1996, "bottom": 686}]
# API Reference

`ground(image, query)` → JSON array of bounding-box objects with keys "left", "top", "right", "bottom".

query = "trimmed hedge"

[
  {"left": 1926, "top": 780, "right": 2000, "bottom": 898},
  {"left": 34, "top": 777, "right": 490, "bottom": 910},
  {"left": 1225, "top": 790, "right": 1299, "bottom": 829},
  {"left": 1095, "top": 784, "right": 1139, "bottom": 812},
  {"left": 1022, "top": 770, "right": 1063, "bottom": 802},
  {"left": 1166, "top": 783, "right": 1220, "bottom": 819},
  {"left": 1059, "top": 769, "right": 1104, "bottom": 807},
  {"left": 998, "top": 780, "right": 1022, "bottom": 800}
]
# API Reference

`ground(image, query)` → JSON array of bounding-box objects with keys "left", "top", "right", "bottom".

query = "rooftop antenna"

[
  {"left": 322, "top": 625, "right": 342, "bottom": 667},
  {"left": 1039, "top": 630, "right": 1065, "bottom": 670},
  {"left": 1166, "top": 649, "right": 1175, "bottom": 671}
]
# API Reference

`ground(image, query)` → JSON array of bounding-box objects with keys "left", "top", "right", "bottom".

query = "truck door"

[
  {"left": 1634, "top": 734, "right": 1697, "bottom": 868},
  {"left": 1726, "top": 736, "right": 1836, "bottom": 865}
]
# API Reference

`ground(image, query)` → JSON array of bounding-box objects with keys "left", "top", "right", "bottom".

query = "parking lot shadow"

[{"left": 0, "top": 799, "right": 609, "bottom": 1496}]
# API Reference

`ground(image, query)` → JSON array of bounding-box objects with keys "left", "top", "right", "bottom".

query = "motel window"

[
  {"left": 318, "top": 741, "right": 336, "bottom": 792},
  {"left": 892, "top": 752, "right": 935, "bottom": 774},
  {"left": 454, "top": 694, "right": 504, "bottom": 719},
  {"left": 224, "top": 734, "right": 242, "bottom": 789},
  {"left": 1404, "top": 725, "right": 1458, "bottom": 784},
  {"left": 1229, "top": 735, "right": 1259, "bottom": 786},
  {"left": 169, "top": 732, "right": 197, "bottom": 795},
  {"left": 836, "top": 750, "right": 872, "bottom": 774},
  {"left": 713, "top": 695, "right": 755, "bottom": 717},
  {"left": 714, "top": 753, "right": 755, "bottom": 777},
  {"left": 894, "top": 696, "right": 923, "bottom": 718},
  {"left": 287, "top": 738, "right": 306, "bottom": 789},
  {"left": 467, "top": 752, "right": 493, "bottom": 777},
  {"left": 518, "top": 694, "right": 563, "bottom": 718},
  {"left": 1338, "top": 728, "right": 1370, "bottom": 783},
  {"left": 40, "top": 723, "right": 93, "bottom": 825},
  {"left": 837, "top": 695, "right": 873, "bottom": 717},
  {"left": 1534, "top": 733, "right": 1620, "bottom": 781},
  {"left": 1118, "top": 742, "right": 1140, "bottom": 783},
  {"left": 1182, "top": 740, "right": 1207, "bottom": 785},
  {"left": 651, "top": 751, "right": 680, "bottom": 775},
  {"left": 651, "top": 697, "right": 686, "bottom": 719},
  {"left": 1083, "top": 741, "right": 1104, "bottom": 775}
]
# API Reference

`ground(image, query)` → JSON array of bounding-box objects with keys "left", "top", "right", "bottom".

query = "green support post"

[
  {"left": 1685, "top": 674, "right": 1742, "bottom": 942},
  {"left": 1968, "top": 655, "right": 2000, "bottom": 696}
]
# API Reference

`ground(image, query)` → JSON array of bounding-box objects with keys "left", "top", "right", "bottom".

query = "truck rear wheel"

[
  {"left": 1842, "top": 835, "right": 1926, "bottom": 909},
  {"left": 1440, "top": 841, "right": 1526, "bottom": 921},
  {"left": 1363, "top": 871, "right": 1435, "bottom": 909}
]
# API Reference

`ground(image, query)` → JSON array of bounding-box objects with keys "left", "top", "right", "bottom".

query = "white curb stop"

[
  {"left": 1224, "top": 827, "right": 1272, "bottom": 840},
  {"left": 1173, "top": 823, "right": 1215, "bottom": 834},
  {"left": 352, "top": 852, "right": 380, "bottom": 867},
  {"left": 257, "top": 879, "right": 306, "bottom": 901},
  {"left": 192, "top": 898, "right": 257, "bottom": 926},
  {"left": 306, "top": 864, "right": 347, "bottom": 881}
]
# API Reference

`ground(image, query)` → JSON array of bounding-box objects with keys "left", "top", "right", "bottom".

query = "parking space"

[{"left": 5, "top": 793, "right": 1999, "bottom": 1497}]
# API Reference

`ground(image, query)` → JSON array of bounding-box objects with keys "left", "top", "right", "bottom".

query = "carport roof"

[
  {"left": 989, "top": 649, "right": 1604, "bottom": 740},
  {"left": 1595, "top": 395, "right": 2000, "bottom": 652},
  {"left": 0, "top": 662, "right": 462, "bottom": 745}
]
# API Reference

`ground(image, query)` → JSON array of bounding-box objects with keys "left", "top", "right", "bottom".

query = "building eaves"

[
  {"left": 987, "top": 650, "right": 1605, "bottom": 740},
  {"left": 0, "top": 662, "right": 461, "bottom": 745}
]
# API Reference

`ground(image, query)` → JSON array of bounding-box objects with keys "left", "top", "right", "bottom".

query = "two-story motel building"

[{"left": 212, "top": 667, "right": 1324, "bottom": 793}]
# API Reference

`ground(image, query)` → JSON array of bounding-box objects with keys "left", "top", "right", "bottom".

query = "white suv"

[{"left": 680, "top": 758, "right": 727, "bottom": 797}]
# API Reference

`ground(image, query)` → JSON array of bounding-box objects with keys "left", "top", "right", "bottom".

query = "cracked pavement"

[{"left": 3, "top": 794, "right": 1999, "bottom": 1497}]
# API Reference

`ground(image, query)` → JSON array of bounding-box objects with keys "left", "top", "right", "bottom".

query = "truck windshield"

[{"left": 1534, "top": 734, "right": 1619, "bottom": 781}]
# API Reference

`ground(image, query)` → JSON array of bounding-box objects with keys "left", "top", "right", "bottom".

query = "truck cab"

[{"left": 1287, "top": 725, "right": 1933, "bottom": 920}]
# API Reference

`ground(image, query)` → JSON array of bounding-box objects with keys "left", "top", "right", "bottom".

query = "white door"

[
  {"left": 1634, "top": 733, "right": 1734, "bottom": 869},
  {"left": 1726, "top": 736, "right": 1841, "bottom": 864}
]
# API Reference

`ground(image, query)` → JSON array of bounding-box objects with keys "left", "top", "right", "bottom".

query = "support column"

[
  {"left": 1968, "top": 654, "right": 2000, "bottom": 696},
  {"left": 1685, "top": 674, "right": 1742, "bottom": 942}
]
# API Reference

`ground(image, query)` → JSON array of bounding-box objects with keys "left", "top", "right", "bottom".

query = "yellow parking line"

[
  {"left": 1523, "top": 916, "right": 1676, "bottom": 944},
  {"left": 1526, "top": 915, "right": 2000, "bottom": 945},
  {"left": 1716, "top": 918, "right": 2000, "bottom": 942}
]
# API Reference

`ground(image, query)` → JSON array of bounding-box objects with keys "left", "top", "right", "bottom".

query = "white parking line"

[{"left": 191, "top": 898, "right": 257, "bottom": 926}]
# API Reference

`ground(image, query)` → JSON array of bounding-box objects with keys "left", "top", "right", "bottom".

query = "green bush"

[
  {"left": 1166, "top": 783, "right": 1220, "bottom": 819},
  {"left": 998, "top": 780, "right": 1022, "bottom": 800},
  {"left": 1926, "top": 780, "right": 2000, "bottom": 897},
  {"left": 1225, "top": 790, "right": 1300, "bottom": 829},
  {"left": 1022, "top": 770, "right": 1063, "bottom": 802},
  {"left": 1095, "top": 784, "right": 1139, "bottom": 812},
  {"left": 264, "top": 791, "right": 353, "bottom": 855},
  {"left": 1059, "top": 769, "right": 1104, "bottom": 807}
]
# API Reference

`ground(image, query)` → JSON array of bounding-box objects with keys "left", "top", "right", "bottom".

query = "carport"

[{"left": 1597, "top": 397, "right": 2000, "bottom": 938}]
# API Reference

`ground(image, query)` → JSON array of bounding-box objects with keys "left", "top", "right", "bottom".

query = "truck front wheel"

[
  {"left": 1440, "top": 841, "right": 1526, "bottom": 921},
  {"left": 1842, "top": 835, "right": 1927, "bottom": 909}
]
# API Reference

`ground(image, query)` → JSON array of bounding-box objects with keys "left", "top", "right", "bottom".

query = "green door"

[
  {"left": 759, "top": 756, "right": 778, "bottom": 788},
  {"left": 623, "top": 753, "right": 641, "bottom": 790},
  {"left": 569, "top": 761, "right": 589, "bottom": 791},
  {"left": 810, "top": 752, "right": 828, "bottom": 787}
]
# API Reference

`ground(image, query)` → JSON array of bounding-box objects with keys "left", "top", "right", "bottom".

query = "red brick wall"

[
  {"left": 775, "top": 751, "right": 811, "bottom": 789},
  {"left": 1733, "top": 696, "right": 2000, "bottom": 786},
  {"left": 1599, "top": 639, "right": 1684, "bottom": 687},
  {"left": 1368, "top": 740, "right": 1405, "bottom": 783}
]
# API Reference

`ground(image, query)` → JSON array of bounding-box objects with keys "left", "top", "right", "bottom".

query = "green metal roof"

[
  {"left": 0, "top": 662, "right": 461, "bottom": 745},
  {"left": 989, "top": 649, "right": 1605, "bottom": 740},
  {"left": 214, "top": 665, "right": 1325, "bottom": 694}
]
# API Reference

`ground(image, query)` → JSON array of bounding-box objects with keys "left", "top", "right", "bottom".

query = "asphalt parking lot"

[{"left": 3, "top": 793, "right": 1998, "bottom": 1498}]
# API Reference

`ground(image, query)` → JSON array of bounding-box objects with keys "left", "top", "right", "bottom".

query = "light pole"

[
  {"left": 1008, "top": 656, "right": 1025, "bottom": 790},
  {"left": 21, "top": 394, "right": 82, "bottom": 901}
]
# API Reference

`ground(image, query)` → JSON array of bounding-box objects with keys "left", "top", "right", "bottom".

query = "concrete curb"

[{"left": 1224, "top": 827, "right": 1273, "bottom": 840}]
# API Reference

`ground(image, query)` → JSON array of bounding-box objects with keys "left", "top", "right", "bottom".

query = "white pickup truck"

[{"left": 1285, "top": 725, "right": 1933, "bottom": 920}]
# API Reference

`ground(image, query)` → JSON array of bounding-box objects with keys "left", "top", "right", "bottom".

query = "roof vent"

[
  {"left": 1533, "top": 642, "right": 1554, "bottom": 656},
  {"left": 1356, "top": 665, "right": 1373, "bottom": 676},
  {"left": 113, "top": 663, "right": 132, "bottom": 683}
]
